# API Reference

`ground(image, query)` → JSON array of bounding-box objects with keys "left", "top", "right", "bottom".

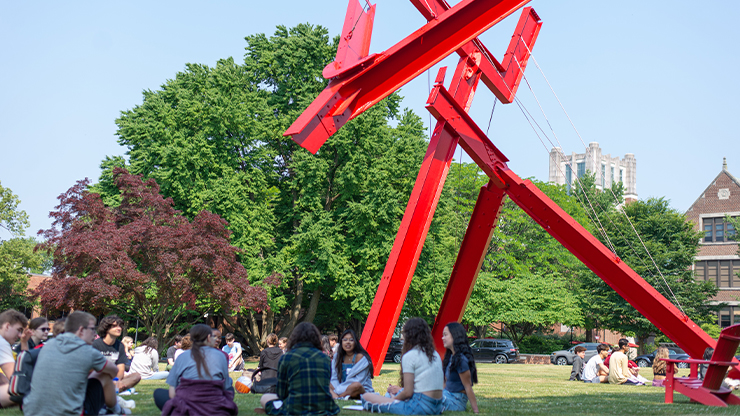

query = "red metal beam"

[
  {"left": 285, "top": 0, "right": 531, "bottom": 154},
  {"left": 430, "top": 181, "right": 506, "bottom": 356},
  {"left": 426, "top": 80, "right": 717, "bottom": 360},
  {"left": 360, "top": 57, "right": 481, "bottom": 375}
]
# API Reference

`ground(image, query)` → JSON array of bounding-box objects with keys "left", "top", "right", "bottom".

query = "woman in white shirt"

[
  {"left": 130, "top": 337, "right": 169, "bottom": 380},
  {"left": 361, "top": 318, "right": 444, "bottom": 414}
]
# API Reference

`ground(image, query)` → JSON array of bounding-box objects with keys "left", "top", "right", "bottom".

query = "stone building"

[
  {"left": 548, "top": 142, "right": 637, "bottom": 202},
  {"left": 685, "top": 158, "right": 740, "bottom": 327}
]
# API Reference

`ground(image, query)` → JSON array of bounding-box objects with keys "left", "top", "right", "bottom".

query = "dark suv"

[
  {"left": 384, "top": 338, "right": 403, "bottom": 363},
  {"left": 470, "top": 338, "right": 519, "bottom": 364}
]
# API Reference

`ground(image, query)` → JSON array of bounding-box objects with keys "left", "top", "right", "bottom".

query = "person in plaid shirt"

[{"left": 260, "top": 322, "right": 340, "bottom": 415}]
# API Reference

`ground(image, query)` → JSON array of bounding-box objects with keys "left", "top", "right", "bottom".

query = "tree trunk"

[
  {"left": 280, "top": 276, "right": 304, "bottom": 337},
  {"left": 301, "top": 288, "right": 321, "bottom": 324}
]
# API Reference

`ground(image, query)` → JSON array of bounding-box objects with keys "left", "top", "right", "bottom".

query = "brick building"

[{"left": 685, "top": 158, "right": 740, "bottom": 327}]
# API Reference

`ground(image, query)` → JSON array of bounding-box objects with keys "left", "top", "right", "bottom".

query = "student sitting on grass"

[
  {"left": 166, "top": 335, "right": 183, "bottom": 371},
  {"left": 582, "top": 343, "right": 610, "bottom": 383},
  {"left": 651, "top": 346, "right": 669, "bottom": 387},
  {"left": 92, "top": 315, "right": 141, "bottom": 392},
  {"left": 122, "top": 336, "right": 134, "bottom": 361},
  {"left": 330, "top": 329, "right": 374, "bottom": 400},
  {"left": 569, "top": 345, "right": 586, "bottom": 381},
  {"left": 279, "top": 337, "right": 288, "bottom": 354},
  {"left": 362, "top": 318, "right": 444, "bottom": 415},
  {"left": 23, "top": 311, "right": 124, "bottom": 416},
  {"left": 12, "top": 317, "right": 49, "bottom": 353},
  {"left": 0, "top": 309, "right": 29, "bottom": 409},
  {"left": 222, "top": 333, "right": 244, "bottom": 372},
  {"left": 130, "top": 336, "right": 169, "bottom": 380},
  {"left": 154, "top": 324, "right": 237, "bottom": 415},
  {"left": 175, "top": 334, "right": 191, "bottom": 361},
  {"left": 608, "top": 339, "right": 639, "bottom": 385},
  {"left": 260, "top": 322, "right": 340, "bottom": 415},
  {"left": 259, "top": 333, "right": 284, "bottom": 380},
  {"left": 441, "top": 322, "right": 479, "bottom": 413}
]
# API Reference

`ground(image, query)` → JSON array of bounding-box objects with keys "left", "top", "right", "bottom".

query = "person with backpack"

[
  {"left": 21, "top": 311, "right": 124, "bottom": 415},
  {"left": 0, "top": 309, "right": 29, "bottom": 409},
  {"left": 154, "top": 324, "right": 237, "bottom": 415}
]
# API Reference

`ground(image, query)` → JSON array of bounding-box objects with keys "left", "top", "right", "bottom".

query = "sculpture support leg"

[
  {"left": 361, "top": 56, "right": 482, "bottom": 375},
  {"left": 431, "top": 181, "right": 506, "bottom": 355}
]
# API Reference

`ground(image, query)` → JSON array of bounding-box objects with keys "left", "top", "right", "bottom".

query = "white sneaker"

[{"left": 117, "top": 396, "right": 136, "bottom": 410}]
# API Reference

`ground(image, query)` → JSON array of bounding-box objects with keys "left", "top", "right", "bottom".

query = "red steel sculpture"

[{"left": 284, "top": 0, "right": 717, "bottom": 376}]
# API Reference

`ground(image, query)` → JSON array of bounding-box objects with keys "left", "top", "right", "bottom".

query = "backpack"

[
  {"left": 8, "top": 348, "right": 41, "bottom": 404},
  {"left": 250, "top": 366, "right": 278, "bottom": 394}
]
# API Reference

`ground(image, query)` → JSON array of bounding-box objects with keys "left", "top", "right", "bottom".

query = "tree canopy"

[
  {"left": 36, "top": 168, "right": 269, "bottom": 347},
  {"left": 0, "top": 181, "right": 29, "bottom": 237}
]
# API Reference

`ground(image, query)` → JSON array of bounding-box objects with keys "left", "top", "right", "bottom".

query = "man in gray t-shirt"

[{"left": 23, "top": 312, "right": 119, "bottom": 416}]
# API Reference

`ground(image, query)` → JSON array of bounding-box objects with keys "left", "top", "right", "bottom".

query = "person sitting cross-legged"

[
  {"left": 582, "top": 343, "right": 610, "bottom": 384},
  {"left": 154, "top": 324, "right": 237, "bottom": 415},
  {"left": 222, "top": 333, "right": 244, "bottom": 372},
  {"left": 22, "top": 311, "right": 125, "bottom": 415},
  {"left": 130, "top": 336, "right": 169, "bottom": 380},
  {"left": 362, "top": 318, "right": 444, "bottom": 415},
  {"left": 330, "top": 329, "right": 374, "bottom": 400},
  {"left": 92, "top": 315, "right": 141, "bottom": 392},
  {"left": 260, "top": 322, "right": 340, "bottom": 415},
  {"left": 608, "top": 338, "right": 639, "bottom": 385},
  {"left": 569, "top": 345, "right": 586, "bottom": 381}
]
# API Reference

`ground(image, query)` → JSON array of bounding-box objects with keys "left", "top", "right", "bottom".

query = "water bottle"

[{"left": 113, "top": 377, "right": 119, "bottom": 395}]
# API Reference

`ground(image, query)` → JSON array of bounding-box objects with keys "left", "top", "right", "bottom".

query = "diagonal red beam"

[
  {"left": 411, "top": 1, "right": 541, "bottom": 103},
  {"left": 426, "top": 79, "right": 718, "bottom": 361},
  {"left": 284, "top": 0, "right": 531, "bottom": 154}
]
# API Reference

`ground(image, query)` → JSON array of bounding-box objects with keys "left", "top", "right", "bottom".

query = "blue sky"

[{"left": 2, "top": 1, "right": 738, "bottom": 240}]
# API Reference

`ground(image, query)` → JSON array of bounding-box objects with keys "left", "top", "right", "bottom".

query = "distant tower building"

[{"left": 548, "top": 142, "right": 637, "bottom": 203}]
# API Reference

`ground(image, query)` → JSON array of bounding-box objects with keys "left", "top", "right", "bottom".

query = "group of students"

[
  {"left": 258, "top": 318, "right": 479, "bottom": 415},
  {"left": 570, "top": 338, "right": 669, "bottom": 386},
  {"left": 1, "top": 308, "right": 481, "bottom": 415}
]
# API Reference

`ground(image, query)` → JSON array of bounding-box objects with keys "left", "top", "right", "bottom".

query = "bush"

[{"left": 517, "top": 333, "right": 584, "bottom": 354}]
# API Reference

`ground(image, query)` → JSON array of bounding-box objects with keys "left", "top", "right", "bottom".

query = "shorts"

[
  {"left": 83, "top": 379, "right": 106, "bottom": 415},
  {"left": 585, "top": 376, "right": 601, "bottom": 384},
  {"left": 362, "top": 393, "right": 443, "bottom": 415},
  {"left": 442, "top": 390, "right": 467, "bottom": 412}
]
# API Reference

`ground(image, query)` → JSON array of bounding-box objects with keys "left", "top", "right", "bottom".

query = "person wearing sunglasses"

[{"left": 13, "top": 317, "right": 50, "bottom": 353}]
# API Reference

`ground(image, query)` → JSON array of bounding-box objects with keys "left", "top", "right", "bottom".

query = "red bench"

[{"left": 663, "top": 323, "right": 740, "bottom": 407}]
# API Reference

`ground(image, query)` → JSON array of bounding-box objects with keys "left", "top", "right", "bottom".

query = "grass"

[{"left": 4, "top": 363, "right": 740, "bottom": 415}]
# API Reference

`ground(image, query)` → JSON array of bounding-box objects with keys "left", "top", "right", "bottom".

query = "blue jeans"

[
  {"left": 142, "top": 371, "right": 169, "bottom": 380},
  {"left": 442, "top": 390, "right": 467, "bottom": 412},
  {"left": 362, "top": 393, "right": 443, "bottom": 415}
]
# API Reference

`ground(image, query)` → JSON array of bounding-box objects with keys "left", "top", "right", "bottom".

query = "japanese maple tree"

[{"left": 36, "top": 168, "right": 270, "bottom": 345}]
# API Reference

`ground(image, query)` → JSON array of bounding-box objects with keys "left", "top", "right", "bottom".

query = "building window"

[
  {"left": 577, "top": 162, "right": 585, "bottom": 179},
  {"left": 601, "top": 164, "right": 605, "bottom": 187},
  {"left": 704, "top": 217, "right": 737, "bottom": 243},
  {"left": 695, "top": 260, "right": 740, "bottom": 288},
  {"left": 620, "top": 168, "right": 623, "bottom": 183},
  {"left": 718, "top": 306, "right": 740, "bottom": 328},
  {"left": 611, "top": 166, "right": 615, "bottom": 184},
  {"left": 565, "top": 164, "right": 572, "bottom": 192}
]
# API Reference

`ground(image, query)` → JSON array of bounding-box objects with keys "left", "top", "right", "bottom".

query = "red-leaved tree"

[{"left": 36, "top": 168, "right": 271, "bottom": 347}]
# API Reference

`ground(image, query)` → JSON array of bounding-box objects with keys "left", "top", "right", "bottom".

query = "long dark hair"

[
  {"left": 442, "top": 322, "right": 477, "bottom": 384},
  {"left": 190, "top": 324, "right": 213, "bottom": 378},
  {"left": 141, "top": 336, "right": 158, "bottom": 355},
  {"left": 322, "top": 335, "right": 333, "bottom": 358},
  {"left": 287, "top": 322, "right": 322, "bottom": 351},
  {"left": 399, "top": 318, "right": 436, "bottom": 387},
  {"left": 334, "top": 329, "right": 374, "bottom": 379},
  {"left": 401, "top": 318, "right": 436, "bottom": 362}
]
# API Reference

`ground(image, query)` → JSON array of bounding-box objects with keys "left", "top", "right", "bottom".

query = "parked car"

[
  {"left": 384, "top": 338, "right": 403, "bottom": 363},
  {"left": 470, "top": 338, "right": 519, "bottom": 364},
  {"left": 550, "top": 342, "right": 603, "bottom": 366},
  {"left": 634, "top": 349, "right": 690, "bottom": 369}
]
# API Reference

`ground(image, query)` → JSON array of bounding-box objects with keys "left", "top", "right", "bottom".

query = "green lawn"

[{"left": 4, "top": 363, "right": 740, "bottom": 415}]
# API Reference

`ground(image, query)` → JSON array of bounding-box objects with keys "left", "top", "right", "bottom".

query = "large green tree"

[
  {"left": 98, "top": 23, "right": 454, "bottom": 352},
  {"left": 0, "top": 181, "right": 29, "bottom": 237}
]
